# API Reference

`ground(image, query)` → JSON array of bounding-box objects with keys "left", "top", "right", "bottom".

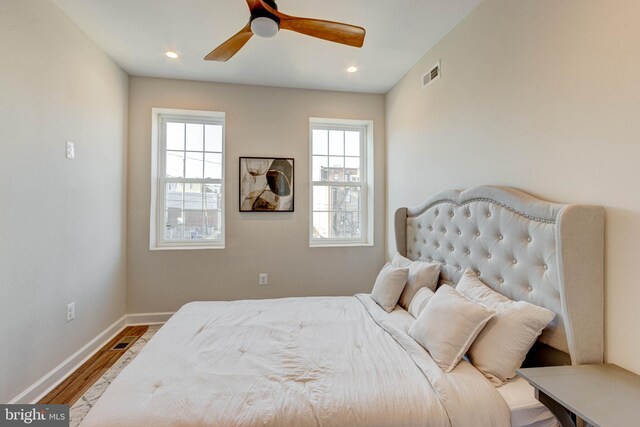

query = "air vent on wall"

[{"left": 422, "top": 61, "right": 441, "bottom": 89}]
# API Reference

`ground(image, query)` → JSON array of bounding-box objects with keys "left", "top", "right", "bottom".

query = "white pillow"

[
  {"left": 409, "top": 284, "right": 496, "bottom": 372},
  {"left": 456, "top": 269, "right": 556, "bottom": 385},
  {"left": 392, "top": 253, "right": 441, "bottom": 310},
  {"left": 408, "top": 287, "right": 434, "bottom": 318},
  {"left": 370, "top": 263, "right": 409, "bottom": 313}
]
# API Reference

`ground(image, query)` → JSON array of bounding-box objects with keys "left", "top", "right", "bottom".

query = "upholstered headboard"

[{"left": 395, "top": 186, "right": 604, "bottom": 366}]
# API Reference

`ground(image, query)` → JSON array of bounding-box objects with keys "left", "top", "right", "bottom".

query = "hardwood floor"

[{"left": 39, "top": 325, "right": 148, "bottom": 405}]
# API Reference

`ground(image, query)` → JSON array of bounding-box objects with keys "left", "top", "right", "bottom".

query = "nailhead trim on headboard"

[{"left": 413, "top": 198, "right": 557, "bottom": 224}]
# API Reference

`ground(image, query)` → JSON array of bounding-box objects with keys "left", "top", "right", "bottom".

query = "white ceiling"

[{"left": 52, "top": 0, "right": 481, "bottom": 93}]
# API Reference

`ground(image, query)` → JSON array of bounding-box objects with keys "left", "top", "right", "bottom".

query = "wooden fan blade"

[
  {"left": 204, "top": 22, "right": 253, "bottom": 61},
  {"left": 257, "top": 0, "right": 365, "bottom": 48},
  {"left": 282, "top": 18, "right": 365, "bottom": 48}
]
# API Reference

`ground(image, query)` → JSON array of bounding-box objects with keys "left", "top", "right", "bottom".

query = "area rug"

[{"left": 69, "top": 324, "right": 161, "bottom": 427}]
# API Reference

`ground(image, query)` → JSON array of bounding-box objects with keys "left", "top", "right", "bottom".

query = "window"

[
  {"left": 150, "top": 109, "right": 225, "bottom": 249},
  {"left": 310, "top": 118, "right": 373, "bottom": 246}
]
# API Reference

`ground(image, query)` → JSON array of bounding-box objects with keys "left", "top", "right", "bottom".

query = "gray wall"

[
  {"left": 386, "top": 0, "right": 640, "bottom": 373},
  {"left": 127, "top": 77, "right": 386, "bottom": 313},
  {"left": 0, "top": 0, "right": 128, "bottom": 402}
]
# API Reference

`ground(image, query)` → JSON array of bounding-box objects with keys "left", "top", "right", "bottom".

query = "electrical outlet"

[
  {"left": 259, "top": 274, "right": 268, "bottom": 286},
  {"left": 66, "top": 302, "right": 75, "bottom": 322},
  {"left": 66, "top": 141, "right": 75, "bottom": 160}
]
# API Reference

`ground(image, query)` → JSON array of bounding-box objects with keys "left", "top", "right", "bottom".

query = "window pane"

[
  {"left": 164, "top": 210, "right": 184, "bottom": 240},
  {"left": 183, "top": 210, "right": 204, "bottom": 240},
  {"left": 345, "top": 131, "right": 360, "bottom": 156},
  {"left": 331, "top": 210, "right": 361, "bottom": 239},
  {"left": 346, "top": 187, "right": 361, "bottom": 207},
  {"left": 204, "top": 184, "right": 222, "bottom": 210},
  {"left": 311, "top": 185, "right": 362, "bottom": 240},
  {"left": 205, "top": 125, "right": 223, "bottom": 152},
  {"left": 186, "top": 123, "right": 204, "bottom": 151},
  {"left": 313, "top": 186, "right": 329, "bottom": 211},
  {"left": 329, "top": 130, "right": 344, "bottom": 155},
  {"left": 312, "top": 129, "right": 328, "bottom": 155},
  {"left": 346, "top": 211, "right": 361, "bottom": 237},
  {"left": 345, "top": 186, "right": 362, "bottom": 238},
  {"left": 185, "top": 152, "right": 204, "bottom": 179},
  {"left": 312, "top": 155, "right": 328, "bottom": 181},
  {"left": 331, "top": 212, "right": 345, "bottom": 238},
  {"left": 204, "top": 209, "right": 222, "bottom": 239},
  {"left": 184, "top": 183, "right": 203, "bottom": 210},
  {"left": 328, "top": 157, "right": 344, "bottom": 182},
  {"left": 313, "top": 212, "right": 329, "bottom": 239},
  {"left": 331, "top": 186, "right": 347, "bottom": 212},
  {"left": 329, "top": 156, "right": 344, "bottom": 168},
  {"left": 345, "top": 157, "right": 360, "bottom": 181},
  {"left": 163, "top": 183, "right": 221, "bottom": 242},
  {"left": 352, "top": 212, "right": 361, "bottom": 238},
  {"left": 345, "top": 187, "right": 361, "bottom": 211},
  {"left": 345, "top": 157, "right": 360, "bottom": 169},
  {"left": 166, "top": 151, "right": 184, "bottom": 178},
  {"left": 165, "top": 183, "right": 183, "bottom": 210},
  {"left": 204, "top": 153, "right": 222, "bottom": 179},
  {"left": 166, "top": 122, "right": 184, "bottom": 150}
]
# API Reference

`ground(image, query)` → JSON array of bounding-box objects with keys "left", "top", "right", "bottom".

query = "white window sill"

[
  {"left": 310, "top": 241, "right": 374, "bottom": 248},
  {"left": 150, "top": 245, "right": 225, "bottom": 251}
]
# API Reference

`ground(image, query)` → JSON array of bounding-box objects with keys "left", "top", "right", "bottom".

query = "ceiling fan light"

[{"left": 251, "top": 17, "right": 279, "bottom": 38}]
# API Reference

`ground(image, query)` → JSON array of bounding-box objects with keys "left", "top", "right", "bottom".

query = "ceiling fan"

[{"left": 204, "top": 0, "right": 366, "bottom": 62}]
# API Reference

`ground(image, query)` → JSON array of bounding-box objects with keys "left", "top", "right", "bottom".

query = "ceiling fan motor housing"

[
  {"left": 250, "top": 0, "right": 280, "bottom": 37},
  {"left": 251, "top": 0, "right": 280, "bottom": 25}
]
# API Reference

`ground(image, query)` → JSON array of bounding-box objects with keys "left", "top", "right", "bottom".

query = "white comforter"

[{"left": 81, "top": 295, "right": 510, "bottom": 427}]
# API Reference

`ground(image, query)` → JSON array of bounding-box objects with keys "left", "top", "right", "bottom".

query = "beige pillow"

[
  {"left": 392, "top": 253, "right": 441, "bottom": 310},
  {"left": 409, "top": 284, "right": 496, "bottom": 372},
  {"left": 370, "top": 263, "right": 409, "bottom": 312},
  {"left": 408, "top": 287, "right": 434, "bottom": 318},
  {"left": 456, "top": 269, "right": 556, "bottom": 385}
]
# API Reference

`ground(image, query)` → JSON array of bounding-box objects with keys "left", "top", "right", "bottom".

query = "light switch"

[
  {"left": 66, "top": 141, "right": 75, "bottom": 160},
  {"left": 67, "top": 302, "right": 75, "bottom": 322}
]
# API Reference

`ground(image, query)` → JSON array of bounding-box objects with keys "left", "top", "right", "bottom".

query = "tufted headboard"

[{"left": 395, "top": 186, "right": 604, "bottom": 366}]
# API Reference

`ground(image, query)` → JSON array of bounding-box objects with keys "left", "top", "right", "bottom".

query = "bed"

[{"left": 81, "top": 186, "right": 604, "bottom": 427}]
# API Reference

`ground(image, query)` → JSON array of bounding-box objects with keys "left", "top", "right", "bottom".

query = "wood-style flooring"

[{"left": 38, "top": 325, "right": 148, "bottom": 405}]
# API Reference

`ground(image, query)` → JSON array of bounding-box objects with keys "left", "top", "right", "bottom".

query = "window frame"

[
  {"left": 150, "top": 108, "right": 226, "bottom": 250},
  {"left": 309, "top": 118, "right": 374, "bottom": 247}
]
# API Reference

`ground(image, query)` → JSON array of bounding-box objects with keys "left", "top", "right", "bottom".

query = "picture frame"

[{"left": 239, "top": 157, "right": 294, "bottom": 212}]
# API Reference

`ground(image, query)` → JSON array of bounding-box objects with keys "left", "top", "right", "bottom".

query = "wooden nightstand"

[{"left": 517, "top": 364, "right": 640, "bottom": 427}]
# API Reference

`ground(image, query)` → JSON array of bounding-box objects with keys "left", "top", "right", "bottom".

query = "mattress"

[
  {"left": 497, "top": 376, "right": 560, "bottom": 427},
  {"left": 81, "top": 295, "right": 511, "bottom": 427}
]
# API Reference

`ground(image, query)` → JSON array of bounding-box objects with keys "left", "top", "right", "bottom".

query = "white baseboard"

[
  {"left": 9, "top": 315, "right": 127, "bottom": 404},
  {"left": 126, "top": 312, "right": 174, "bottom": 325},
  {"left": 9, "top": 311, "right": 175, "bottom": 404}
]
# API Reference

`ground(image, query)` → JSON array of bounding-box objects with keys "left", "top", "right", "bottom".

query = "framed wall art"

[{"left": 239, "top": 157, "right": 294, "bottom": 212}]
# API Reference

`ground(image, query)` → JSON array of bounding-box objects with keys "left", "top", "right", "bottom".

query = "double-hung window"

[
  {"left": 151, "top": 109, "right": 225, "bottom": 249},
  {"left": 310, "top": 118, "right": 373, "bottom": 246}
]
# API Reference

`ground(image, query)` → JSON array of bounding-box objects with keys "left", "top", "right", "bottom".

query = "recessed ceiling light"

[
  {"left": 165, "top": 51, "right": 179, "bottom": 59},
  {"left": 347, "top": 66, "right": 358, "bottom": 73}
]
